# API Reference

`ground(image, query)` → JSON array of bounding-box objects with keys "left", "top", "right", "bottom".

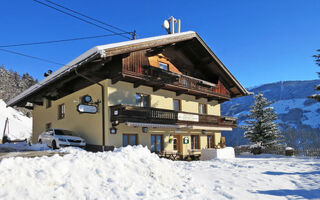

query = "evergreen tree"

[
  {"left": 309, "top": 49, "right": 320, "bottom": 101},
  {"left": 242, "top": 93, "right": 280, "bottom": 147}
]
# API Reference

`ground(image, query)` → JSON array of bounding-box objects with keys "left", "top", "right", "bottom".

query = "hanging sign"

[
  {"left": 77, "top": 104, "right": 98, "bottom": 114},
  {"left": 183, "top": 137, "right": 189, "bottom": 144}
]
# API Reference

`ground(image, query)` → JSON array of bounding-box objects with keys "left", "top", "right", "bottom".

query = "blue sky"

[{"left": 0, "top": 0, "right": 319, "bottom": 87}]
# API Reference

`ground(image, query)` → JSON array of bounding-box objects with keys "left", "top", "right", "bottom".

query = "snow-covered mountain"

[
  {"left": 0, "top": 99, "right": 32, "bottom": 140},
  {"left": 222, "top": 80, "right": 320, "bottom": 146}
]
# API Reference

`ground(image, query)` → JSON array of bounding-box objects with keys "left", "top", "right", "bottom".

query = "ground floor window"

[
  {"left": 207, "top": 135, "right": 215, "bottom": 148},
  {"left": 58, "top": 104, "right": 65, "bottom": 120},
  {"left": 151, "top": 135, "right": 163, "bottom": 153},
  {"left": 123, "top": 134, "right": 137, "bottom": 147},
  {"left": 191, "top": 135, "right": 200, "bottom": 149}
]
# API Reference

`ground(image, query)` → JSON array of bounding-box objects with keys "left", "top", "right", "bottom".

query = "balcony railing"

[
  {"left": 121, "top": 64, "right": 230, "bottom": 99},
  {"left": 110, "top": 104, "right": 237, "bottom": 128}
]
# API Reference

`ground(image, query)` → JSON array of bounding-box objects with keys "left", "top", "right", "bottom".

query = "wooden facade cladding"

[
  {"left": 116, "top": 51, "right": 231, "bottom": 102},
  {"left": 110, "top": 104, "right": 237, "bottom": 128}
]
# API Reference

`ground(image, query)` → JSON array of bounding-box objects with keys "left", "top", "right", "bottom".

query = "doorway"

[{"left": 173, "top": 135, "right": 182, "bottom": 153}]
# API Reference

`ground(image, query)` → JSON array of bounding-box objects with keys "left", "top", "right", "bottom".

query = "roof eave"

[
  {"left": 7, "top": 48, "right": 103, "bottom": 107},
  {"left": 192, "top": 33, "right": 250, "bottom": 97}
]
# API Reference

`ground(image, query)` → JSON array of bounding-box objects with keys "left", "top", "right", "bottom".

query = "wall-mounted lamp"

[
  {"left": 112, "top": 120, "right": 119, "bottom": 126},
  {"left": 142, "top": 127, "right": 148, "bottom": 133},
  {"left": 202, "top": 130, "right": 206, "bottom": 135},
  {"left": 110, "top": 127, "right": 117, "bottom": 134}
]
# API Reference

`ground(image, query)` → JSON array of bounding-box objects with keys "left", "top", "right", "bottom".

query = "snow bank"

[
  {"left": 0, "top": 145, "right": 195, "bottom": 200},
  {"left": 0, "top": 142, "right": 49, "bottom": 152},
  {"left": 0, "top": 145, "right": 319, "bottom": 200},
  {"left": 200, "top": 147, "right": 235, "bottom": 160},
  {"left": 0, "top": 99, "right": 32, "bottom": 140}
]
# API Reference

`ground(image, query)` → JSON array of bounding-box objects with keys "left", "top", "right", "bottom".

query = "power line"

[
  {"left": 0, "top": 33, "right": 129, "bottom": 48},
  {"left": 33, "top": 0, "right": 132, "bottom": 40},
  {"left": 44, "top": 0, "right": 130, "bottom": 34},
  {"left": 0, "top": 48, "right": 66, "bottom": 66}
]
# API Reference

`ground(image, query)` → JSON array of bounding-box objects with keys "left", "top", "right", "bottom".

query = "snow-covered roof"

[{"left": 7, "top": 31, "right": 249, "bottom": 107}]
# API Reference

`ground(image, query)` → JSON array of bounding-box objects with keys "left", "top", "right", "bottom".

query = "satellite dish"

[{"left": 162, "top": 20, "right": 170, "bottom": 33}]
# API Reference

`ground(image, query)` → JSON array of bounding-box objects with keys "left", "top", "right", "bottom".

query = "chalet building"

[{"left": 8, "top": 31, "right": 249, "bottom": 157}]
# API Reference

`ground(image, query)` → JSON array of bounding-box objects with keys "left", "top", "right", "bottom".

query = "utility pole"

[{"left": 132, "top": 30, "right": 137, "bottom": 40}]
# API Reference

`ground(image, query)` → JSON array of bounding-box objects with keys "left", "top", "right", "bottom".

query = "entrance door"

[{"left": 173, "top": 135, "right": 182, "bottom": 153}]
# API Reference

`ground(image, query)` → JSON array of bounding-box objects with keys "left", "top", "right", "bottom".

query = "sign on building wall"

[
  {"left": 77, "top": 104, "right": 98, "bottom": 114},
  {"left": 178, "top": 113, "right": 199, "bottom": 122},
  {"left": 183, "top": 137, "right": 189, "bottom": 144}
]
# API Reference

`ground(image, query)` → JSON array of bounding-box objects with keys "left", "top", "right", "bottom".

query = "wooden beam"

[
  {"left": 153, "top": 84, "right": 165, "bottom": 92},
  {"left": 207, "top": 97, "right": 219, "bottom": 102},
  {"left": 176, "top": 90, "right": 188, "bottom": 96},
  {"left": 195, "top": 95, "right": 207, "bottom": 100},
  {"left": 111, "top": 75, "right": 123, "bottom": 85},
  {"left": 145, "top": 46, "right": 165, "bottom": 57},
  {"left": 134, "top": 80, "right": 145, "bottom": 88}
]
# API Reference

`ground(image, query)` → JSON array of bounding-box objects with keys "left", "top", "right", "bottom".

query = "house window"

[
  {"left": 45, "top": 123, "right": 51, "bottom": 130},
  {"left": 173, "top": 99, "right": 181, "bottom": 111},
  {"left": 198, "top": 103, "right": 207, "bottom": 114},
  {"left": 151, "top": 135, "right": 163, "bottom": 153},
  {"left": 123, "top": 134, "right": 138, "bottom": 147},
  {"left": 46, "top": 99, "right": 51, "bottom": 108},
  {"left": 58, "top": 104, "right": 65, "bottom": 120},
  {"left": 136, "top": 93, "right": 150, "bottom": 107},
  {"left": 159, "top": 62, "right": 168, "bottom": 70},
  {"left": 191, "top": 135, "right": 200, "bottom": 149},
  {"left": 207, "top": 135, "right": 215, "bottom": 148}
]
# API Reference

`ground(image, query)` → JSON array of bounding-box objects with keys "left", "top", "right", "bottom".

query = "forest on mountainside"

[{"left": 0, "top": 65, "right": 37, "bottom": 103}]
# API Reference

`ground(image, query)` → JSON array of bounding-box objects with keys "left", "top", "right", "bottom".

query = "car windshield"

[{"left": 54, "top": 129, "right": 79, "bottom": 136}]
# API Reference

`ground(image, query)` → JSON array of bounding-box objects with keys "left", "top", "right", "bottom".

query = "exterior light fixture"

[
  {"left": 82, "top": 95, "right": 92, "bottom": 104},
  {"left": 142, "top": 127, "right": 148, "bottom": 133},
  {"left": 202, "top": 130, "right": 206, "bottom": 135},
  {"left": 110, "top": 127, "right": 117, "bottom": 134},
  {"left": 112, "top": 120, "right": 119, "bottom": 126},
  {"left": 113, "top": 109, "right": 119, "bottom": 116}
]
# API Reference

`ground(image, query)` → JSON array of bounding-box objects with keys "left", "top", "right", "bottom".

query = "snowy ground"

[{"left": 0, "top": 146, "right": 319, "bottom": 200}]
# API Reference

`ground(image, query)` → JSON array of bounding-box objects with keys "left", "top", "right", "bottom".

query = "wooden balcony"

[
  {"left": 111, "top": 62, "right": 231, "bottom": 103},
  {"left": 110, "top": 104, "right": 237, "bottom": 129}
]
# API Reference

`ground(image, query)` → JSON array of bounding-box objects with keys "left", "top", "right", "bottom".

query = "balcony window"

[
  {"left": 136, "top": 93, "right": 150, "bottom": 107},
  {"left": 58, "top": 104, "right": 65, "bottom": 120},
  {"left": 123, "top": 134, "right": 137, "bottom": 147},
  {"left": 191, "top": 135, "right": 200, "bottom": 149},
  {"left": 151, "top": 135, "right": 163, "bottom": 153},
  {"left": 159, "top": 62, "right": 168, "bottom": 70},
  {"left": 173, "top": 99, "right": 181, "bottom": 111},
  {"left": 198, "top": 103, "right": 207, "bottom": 114}
]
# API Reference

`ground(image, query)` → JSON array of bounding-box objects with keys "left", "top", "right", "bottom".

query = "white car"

[{"left": 38, "top": 128, "right": 86, "bottom": 149}]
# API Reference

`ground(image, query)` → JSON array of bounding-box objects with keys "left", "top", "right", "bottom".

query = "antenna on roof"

[{"left": 162, "top": 16, "right": 181, "bottom": 34}]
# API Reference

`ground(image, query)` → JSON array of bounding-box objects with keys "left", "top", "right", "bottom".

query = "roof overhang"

[{"left": 7, "top": 31, "right": 249, "bottom": 107}]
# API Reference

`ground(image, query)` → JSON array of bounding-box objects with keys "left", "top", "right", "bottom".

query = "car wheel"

[
  {"left": 52, "top": 140, "right": 57, "bottom": 150},
  {"left": 38, "top": 139, "right": 42, "bottom": 144}
]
